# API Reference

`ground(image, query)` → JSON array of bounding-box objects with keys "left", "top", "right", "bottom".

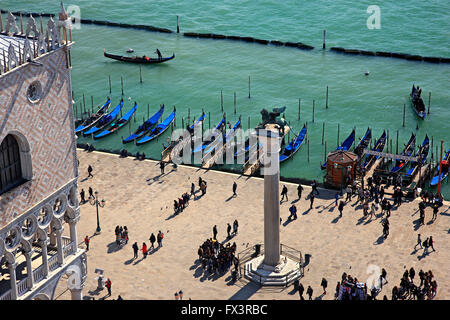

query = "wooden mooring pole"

[
  {"left": 312, "top": 100, "right": 315, "bottom": 122},
  {"left": 428, "top": 92, "right": 431, "bottom": 114},
  {"left": 108, "top": 75, "right": 112, "bottom": 94},
  {"left": 298, "top": 98, "right": 301, "bottom": 120},
  {"left": 326, "top": 85, "right": 329, "bottom": 109},
  {"left": 322, "top": 122, "right": 325, "bottom": 145},
  {"left": 403, "top": 104, "right": 406, "bottom": 127}
]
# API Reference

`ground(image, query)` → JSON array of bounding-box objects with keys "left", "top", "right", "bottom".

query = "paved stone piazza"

[{"left": 57, "top": 149, "right": 450, "bottom": 300}]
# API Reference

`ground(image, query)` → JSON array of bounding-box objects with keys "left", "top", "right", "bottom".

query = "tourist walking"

[
  {"left": 382, "top": 219, "right": 389, "bottom": 238},
  {"left": 321, "top": 278, "right": 328, "bottom": 295},
  {"left": 105, "top": 278, "right": 112, "bottom": 297},
  {"left": 298, "top": 283, "right": 305, "bottom": 300},
  {"left": 87, "top": 165, "right": 93, "bottom": 178},
  {"left": 149, "top": 233, "right": 156, "bottom": 249},
  {"left": 227, "top": 223, "right": 232, "bottom": 238},
  {"left": 380, "top": 268, "right": 388, "bottom": 288},
  {"left": 213, "top": 225, "right": 218, "bottom": 240},
  {"left": 191, "top": 183, "right": 195, "bottom": 197},
  {"left": 345, "top": 186, "right": 352, "bottom": 202},
  {"left": 423, "top": 237, "right": 429, "bottom": 255},
  {"left": 386, "top": 201, "right": 392, "bottom": 218},
  {"left": 141, "top": 242, "right": 148, "bottom": 258},
  {"left": 233, "top": 219, "right": 239, "bottom": 235},
  {"left": 281, "top": 185, "right": 288, "bottom": 202},
  {"left": 289, "top": 204, "right": 298, "bottom": 220},
  {"left": 409, "top": 267, "right": 415, "bottom": 282},
  {"left": 160, "top": 161, "right": 165, "bottom": 174},
  {"left": 415, "top": 234, "right": 423, "bottom": 250},
  {"left": 132, "top": 242, "right": 139, "bottom": 259},
  {"left": 307, "top": 285, "right": 314, "bottom": 300},
  {"left": 157, "top": 231, "right": 164, "bottom": 247},
  {"left": 338, "top": 201, "right": 344, "bottom": 217},
  {"left": 88, "top": 187, "right": 94, "bottom": 199},
  {"left": 309, "top": 192, "right": 315, "bottom": 209},
  {"left": 432, "top": 205, "right": 438, "bottom": 221},
  {"left": 419, "top": 209, "right": 425, "bottom": 226},
  {"left": 84, "top": 236, "right": 90, "bottom": 251},
  {"left": 297, "top": 184, "right": 303, "bottom": 199},
  {"left": 233, "top": 182, "right": 237, "bottom": 197},
  {"left": 335, "top": 192, "right": 340, "bottom": 206},
  {"left": 429, "top": 236, "right": 435, "bottom": 252},
  {"left": 80, "top": 189, "right": 86, "bottom": 204},
  {"left": 311, "top": 180, "right": 319, "bottom": 195}
]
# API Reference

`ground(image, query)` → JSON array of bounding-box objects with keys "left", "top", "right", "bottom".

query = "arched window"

[{"left": 0, "top": 135, "right": 25, "bottom": 194}]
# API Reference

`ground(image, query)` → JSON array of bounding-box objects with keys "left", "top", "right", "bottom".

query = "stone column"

[
  {"left": 70, "top": 288, "right": 83, "bottom": 300},
  {"left": 49, "top": 221, "right": 57, "bottom": 247},
  {"left": 68, "top": 216, "right": 80, "bottom": 255},
  {"left": 260, "top": 130, "right": 281, "bottom": 267},
  {"left": 55, "top": 227, "right": 64, "bottom": 265},
  {"left": 24, "top": 250, "right": 35, "bottom": 289},
  {"left": 39, "top": 238, "right": 49, "bottom": 278},
  {"left": 7, "top": 262, "right": 18, "bottom": 300}
]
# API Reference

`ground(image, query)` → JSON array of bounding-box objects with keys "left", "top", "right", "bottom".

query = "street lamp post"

[{"left": 89, "top": 191, "right": 106, "bottom": 234}]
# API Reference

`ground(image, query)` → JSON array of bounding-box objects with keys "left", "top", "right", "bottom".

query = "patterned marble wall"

[{"left": 0, "top": 46, "right": 78, "bottom": 228}]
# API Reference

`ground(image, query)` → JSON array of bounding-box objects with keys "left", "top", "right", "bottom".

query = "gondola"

[
  {"left": 203, "top": 118, "right": 241, "bottom": 155},
  {"left": 390, "top": 133, "right": 416, "bottom": 173},
  {"left": 430, "top": 150, "right": 450, "bottom": 186},
  {"left": 104, "top": 49, "right": 175, "bottom": 64},
  {"left": 280, "top": 124, "right": 307, "bottom": 163},
  {"left": 405, "top": 135, "right": 430, "bottom": 178},
  {"left": 75, "top": 97, "right": 111, "bottom": 134},
  {"left": 94, "top": 102, "right": 138, "bottom": 139},
  {"left": 320, "top": 129, "right": 355, "bottom": 169},
  {"left": 83, "top": 99, "right": 124, "bottom": 137},
  {"left": 410, "top": 84, "right": 426, "bottom": 119},
  {"left": 136, "top": 108, "right": 176, "bottom": 145},
  {"left": 192, "top": 116, "right": 226, "bottom": 153},
  {"left": 353, "top": 127, "right": 372, "bottom": 158},
  {"left": 361, "top": 131, "right": 387, "bottom": 170},
  {"left": 122, "top": 104, "right": 164, "bottom": 143}
]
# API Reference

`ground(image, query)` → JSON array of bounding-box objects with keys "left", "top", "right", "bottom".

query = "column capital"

[
  {"left": 6, "top": 261, "right": 17, "bottom": 269},
  {"left": 23, "top": 250, "right": 35, "bottom": 258}
]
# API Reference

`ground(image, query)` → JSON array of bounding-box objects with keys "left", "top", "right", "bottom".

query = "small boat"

[
  {"left": 203, "top": 118, "right": 241, "bottom": 155},
  {"left": 126, "top": 48, "right": 134, "bottom": 53},
  {"left": 94, "top": 102, "right": 138, "bottom": 139},
  {"left": 361, "top": 131, "right": 387, "bottom": 170},
  {"left": 193, "top": 116, "right": 226, "bottom": 153},
  {"left": 430, "top": 150, "right": 450, "bottom": 186},
  {"left": 390, "top": 133, "right": 416, "bottom": 173},
  {"left": 104, "top": 49, "right": 175, "bottom": 64},
  {"left": 83, "top": 99, "right": 124, "bottom": 136},
  {"left": 410, "top": 84, "right": 426, "bottom": 119},
  {"left": 136, "top": 108, "right": 176, "bottom": 145},
  {"left": 75, "top": 97, "right": 111, "bottom": 134},
  {"left": 280, "top": 124, "right": 307, "bottom": 163},
  {"left": 321, "top": 129, "right": 355, "bottom": 169},
  {"left": 405, "top": 135, "right": 430, "bottom": 178},
  {"left": 122, "top": 104, "right": 164, "bottom": 143},
  {"left": 353, "top": 127, "right": 372, "bottom": 158}
]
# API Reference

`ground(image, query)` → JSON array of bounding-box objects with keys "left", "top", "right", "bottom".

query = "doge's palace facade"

[{"left": 0, "top": 4, "right": 86, "bottom": 300}]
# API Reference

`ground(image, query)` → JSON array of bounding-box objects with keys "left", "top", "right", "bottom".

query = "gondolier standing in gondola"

[{"left": 156, "top": 48, "right": 162, "bottom": 60}]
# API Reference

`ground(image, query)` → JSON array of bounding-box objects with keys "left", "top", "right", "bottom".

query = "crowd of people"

[
  {"left": 114, "top": 225, "right": 129, "bottom": 246},
  {"left": 392, "top": 267, "right": 438, "bottom": 300},
  {"left": 197, "top": 237, "right": 238, "bottom": 278}
]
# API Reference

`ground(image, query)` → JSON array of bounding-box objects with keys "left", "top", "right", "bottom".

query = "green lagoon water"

[{"left": 3, "top": 1, "right": 450, "bottom": 197}]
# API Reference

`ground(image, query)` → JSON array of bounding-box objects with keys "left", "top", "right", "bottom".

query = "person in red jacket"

[
  {"left": 105, "top": 278, "right": 112, "bottom": 297},
  {"left": 141, "top": 242, "right": 148, "bottom": 258}
]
